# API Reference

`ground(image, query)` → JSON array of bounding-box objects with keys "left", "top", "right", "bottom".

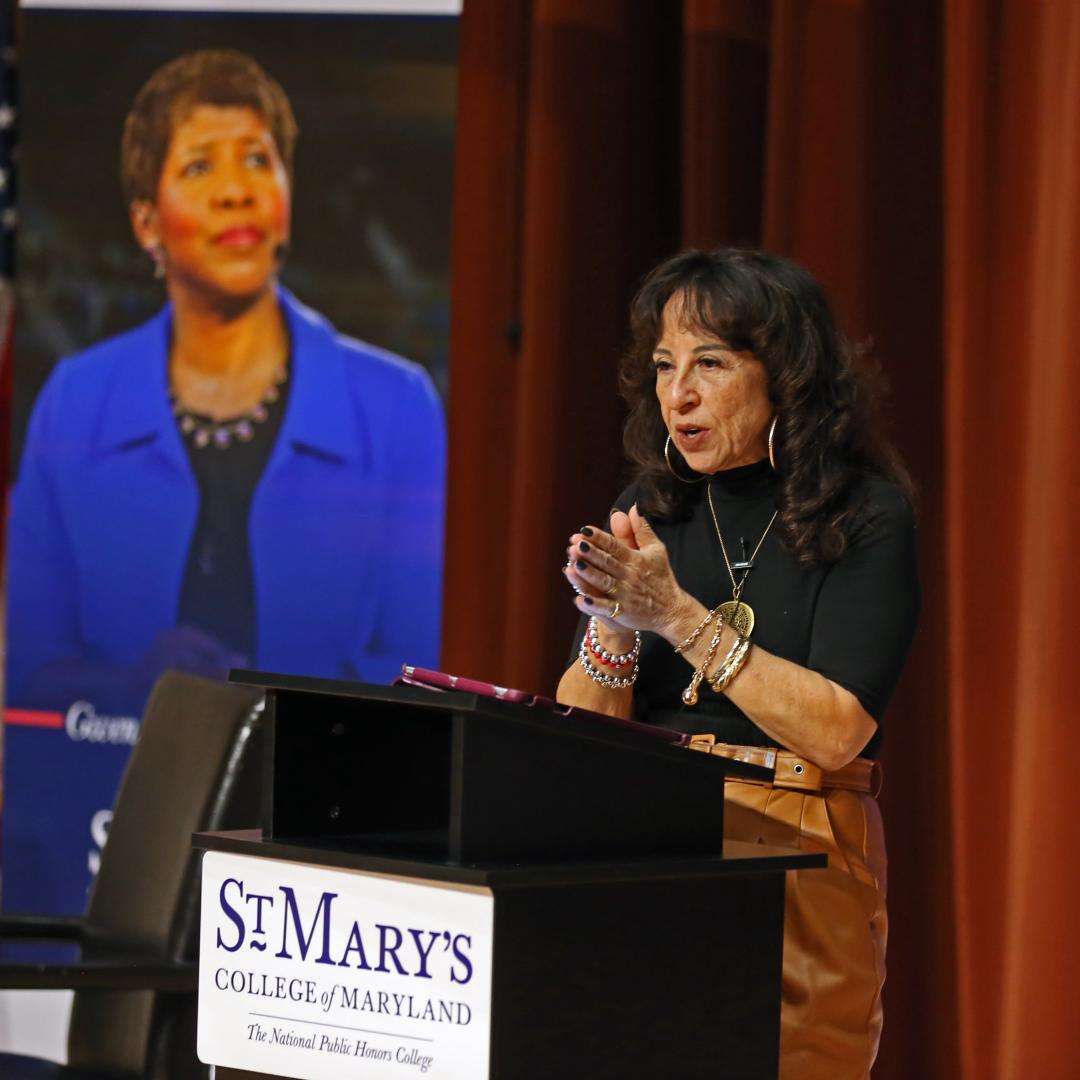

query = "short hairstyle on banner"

[{"left": 120, "top": 48, "right": 299, "bottom": 205}]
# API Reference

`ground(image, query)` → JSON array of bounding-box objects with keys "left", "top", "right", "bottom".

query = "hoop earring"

[
  {"left": 664, "top": 434, "right": 706, "bottom": 485},
  {"left": 767, "top": 416, "right": 778, "bottom": 472}
]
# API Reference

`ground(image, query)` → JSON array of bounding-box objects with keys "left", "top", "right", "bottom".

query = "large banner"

[{"left": 3, "top": 0, "right": 458, "bottom": 915}]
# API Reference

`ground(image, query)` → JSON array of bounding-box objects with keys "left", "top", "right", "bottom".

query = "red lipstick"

[{"left": 213, "top": 225, "right": 266, "bottom": 247}]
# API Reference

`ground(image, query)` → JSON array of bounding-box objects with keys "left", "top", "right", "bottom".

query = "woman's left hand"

[{"left": 563, "top": 505, "right": 695, "bottom": 638}]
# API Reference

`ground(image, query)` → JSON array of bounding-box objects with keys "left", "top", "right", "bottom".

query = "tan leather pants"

[{"left": 724, "top": 781, "right": 888, "bottom": 1080}]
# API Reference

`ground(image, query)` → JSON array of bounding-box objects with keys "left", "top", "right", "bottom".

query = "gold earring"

[
  {"left": 767, "top": 416, "right": 778, "bottom": 472},
  {"left": 664, "top": 434, "right": 706, "bottom": 484}
]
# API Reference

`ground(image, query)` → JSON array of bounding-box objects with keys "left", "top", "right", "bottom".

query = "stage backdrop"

[{"left": 3, "top": 0, "right": 459, "bottom": 917}]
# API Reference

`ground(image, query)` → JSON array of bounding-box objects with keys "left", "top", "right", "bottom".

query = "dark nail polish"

[
  {"left": 579, "top": 541, "right": 591, "bottom": 552},
  {"left": 575, "top": 559, "right": 587, "bottom": 570},
  {"left": 581, "top": 526, "right": 594, "bottom": 537},
  {"left": 584, "top": 596, "right": 593, "bottom": 605}
]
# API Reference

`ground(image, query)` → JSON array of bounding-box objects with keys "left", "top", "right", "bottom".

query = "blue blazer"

[{"left": 7, "top": 289, "right": 446, "bottom": 708}]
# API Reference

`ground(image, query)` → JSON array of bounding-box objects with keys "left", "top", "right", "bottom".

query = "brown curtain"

[
  {"left": 446, "top": 0, "right": 1080, "bottom": 1076},
  {"left": 945, "top": 2, "right": 1080, "bottom": 1076},
  {"left": 444, "top": 1, "right": 681, "bottom": 689}
]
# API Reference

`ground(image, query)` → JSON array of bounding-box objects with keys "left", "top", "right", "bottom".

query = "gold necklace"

[{"left": 705, "top": 481, "right": 778, "bottom": 637}]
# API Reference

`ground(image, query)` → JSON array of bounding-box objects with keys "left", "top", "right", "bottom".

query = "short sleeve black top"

[{"left": 570, "top": 460, "right": 920, "bottom": 759}]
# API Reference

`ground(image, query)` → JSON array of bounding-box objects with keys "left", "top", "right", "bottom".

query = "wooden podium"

[{"left": 194, "top": 672, "right": 824, "bottom": 1080}]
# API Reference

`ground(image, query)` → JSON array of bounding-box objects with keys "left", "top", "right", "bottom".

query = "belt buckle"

[
  {"left": 739, "top": 749, "right": 776, "bottom": 769},
  {"left": 739, "top": 747, "right": 777, "bottom": 785}
]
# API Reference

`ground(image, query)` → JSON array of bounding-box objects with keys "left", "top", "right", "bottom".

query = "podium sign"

[{"left": 198, "top": 851, "right": 494, "bottom": 1078}]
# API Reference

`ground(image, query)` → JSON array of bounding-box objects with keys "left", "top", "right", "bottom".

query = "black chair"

[{"left": 0, "top": 671, "right": 266, "bottom": 1078}]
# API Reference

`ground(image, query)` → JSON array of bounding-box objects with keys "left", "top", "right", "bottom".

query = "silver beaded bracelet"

[
  {"left": 586, "top": 616, "right": 641, "bottom": 666},
  {"left": 578, "top": 618, "right": 641, "bottom": 689}
]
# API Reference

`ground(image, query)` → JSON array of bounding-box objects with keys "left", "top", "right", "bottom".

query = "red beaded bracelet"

[{"left": 585, "top": 617, "right": 640, "bottom": 669}]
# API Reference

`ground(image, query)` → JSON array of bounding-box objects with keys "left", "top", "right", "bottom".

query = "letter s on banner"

[{"left": 88, "top": 809, "right": 112, "bottom": 876}]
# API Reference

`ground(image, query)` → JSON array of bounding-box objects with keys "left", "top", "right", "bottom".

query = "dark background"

[{"left": 12, "top": 9, "right": 458, "bottom": 474}]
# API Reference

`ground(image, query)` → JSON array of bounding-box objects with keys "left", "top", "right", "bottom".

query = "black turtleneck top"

[{"left": 570, "top": 461, "right": 920, "bottom": 759}]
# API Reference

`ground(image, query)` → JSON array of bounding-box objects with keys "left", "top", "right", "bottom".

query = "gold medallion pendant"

[
  {"left": 718, "top": 600, "right": 755, "bottom": 637},
  {"left": 677, "top": 482, "right": 777, "bottom": 710}
]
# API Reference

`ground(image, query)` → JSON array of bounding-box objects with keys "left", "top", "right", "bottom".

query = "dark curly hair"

[
  {"left": 121, "top": 49, "right": 298, "bottom": 206},
  {"left": 620, "top": 248, "right": 912, "bottom": 567}
]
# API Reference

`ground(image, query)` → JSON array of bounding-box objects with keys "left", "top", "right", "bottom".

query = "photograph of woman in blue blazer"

[{"left": 7, "top": 49, "right": 446, "bottom": 717}]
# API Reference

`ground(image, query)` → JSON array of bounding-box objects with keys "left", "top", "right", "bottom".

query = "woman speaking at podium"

[{"left": 557, "top": 249, "right": 919, "bottom": 1079}]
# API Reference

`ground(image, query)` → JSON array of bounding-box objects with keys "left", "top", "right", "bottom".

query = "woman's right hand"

[{"left": 563, "top": 505, "right": 697, "bottom": 643}]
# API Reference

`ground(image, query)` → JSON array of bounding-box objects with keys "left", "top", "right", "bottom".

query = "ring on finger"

[{"left": 610, "top": 601, "right": 622, "bottom": 620}]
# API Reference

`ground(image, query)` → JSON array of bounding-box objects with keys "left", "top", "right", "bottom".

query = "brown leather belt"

[{"left": 687, "top": 735, "right": 881, "bottom": 796}]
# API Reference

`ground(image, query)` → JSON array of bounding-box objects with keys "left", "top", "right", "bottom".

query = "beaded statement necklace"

[{"left": 171, "top": 366, "right": 287, "bottom": 450}]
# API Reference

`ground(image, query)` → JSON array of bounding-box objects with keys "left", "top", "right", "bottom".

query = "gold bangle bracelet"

[
  {"left": 712, "top": 637, "right": 751, "bottom": 693},
  {"left": 709, "top": 635, "right": 752, "bottom": 694},
  {"left": 708, "top": 634, "right": 745, "bottom": 687}
]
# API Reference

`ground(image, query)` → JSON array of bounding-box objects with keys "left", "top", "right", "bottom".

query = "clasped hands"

[{"left": 563, "top": 505, "right": 693, "bottom": 647}]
